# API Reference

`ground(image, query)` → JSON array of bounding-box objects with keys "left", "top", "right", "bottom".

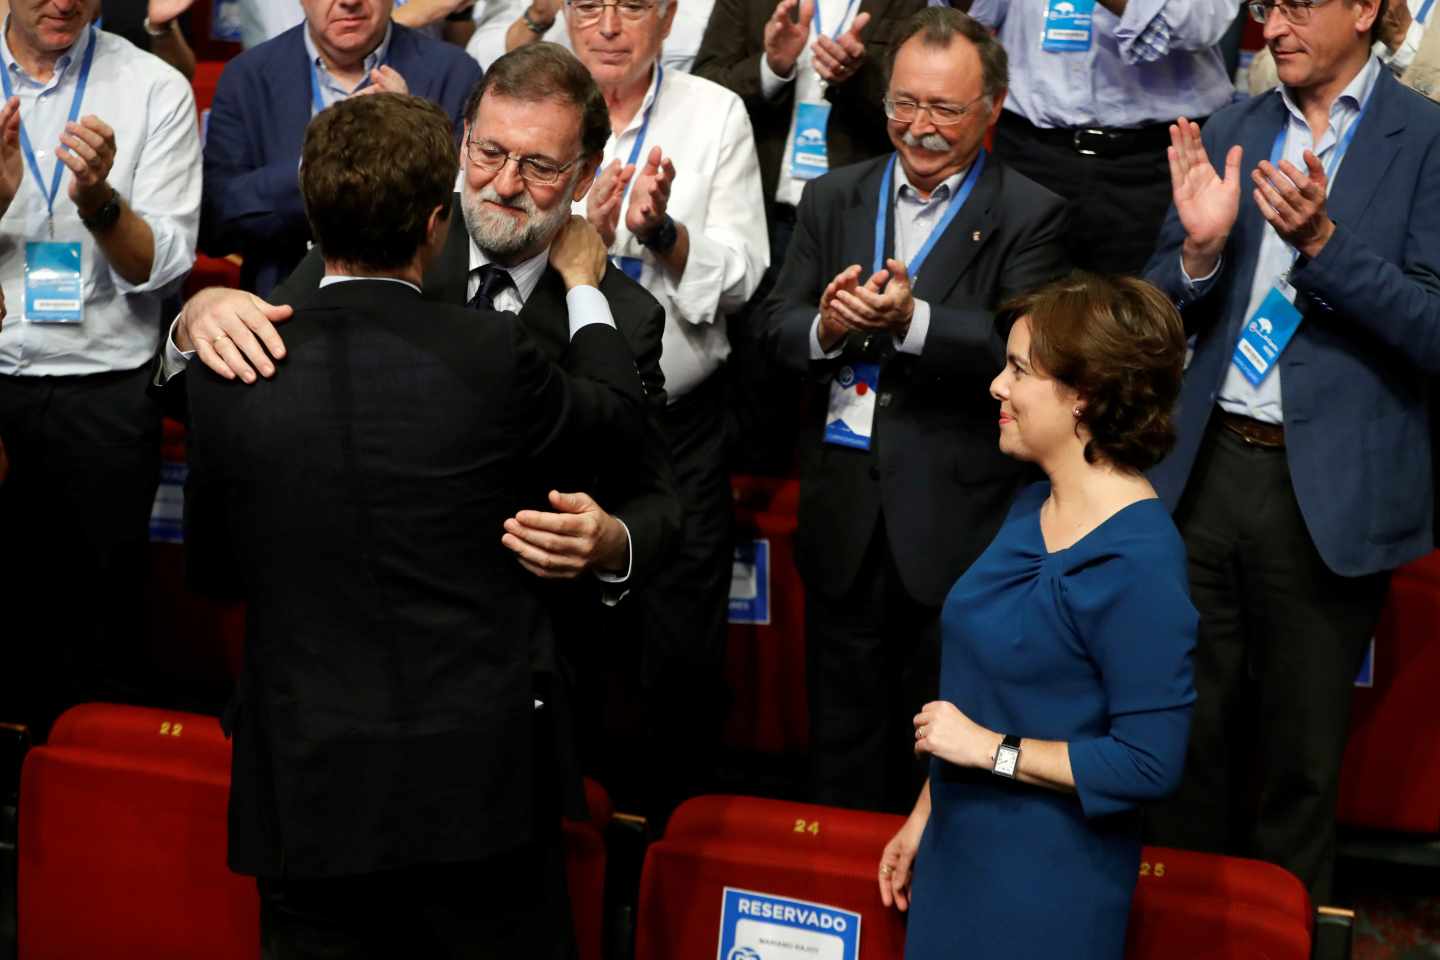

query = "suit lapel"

[
  {"left": 274, "top": 31, "right": 315, "bottom": 168},
  {"left": 518, "top": 267, "right": 573, "bottom": 360},
  {"left": 909, "top": 155, "right": 1000, "bottom": 304},
  {"left": 1326, "top": 69, "right": 1405, "bottom": 232},
  {"left": 1223, "top": 93, "right": 1291, "bottom": 341},
  {"left": 425, "top": 194, "right": 471, "bottom": 306}
]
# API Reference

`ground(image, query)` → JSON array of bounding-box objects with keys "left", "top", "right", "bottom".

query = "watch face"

[{"left": 994, "top": 745, "right": 1019, "bottom": 778}]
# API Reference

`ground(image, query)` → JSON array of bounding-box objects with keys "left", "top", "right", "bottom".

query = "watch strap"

[
  {"left": 638, "top": 214, "right": 677, "bottom": 253},
  {"left": 992, "top": 733, "right": 1022, "bottom": 779},
  {"left": 80, "top": 188, "right": 122, "bottom": 233},
  {"left": 521, "top": 7, "right": 554, "bottom": 33}
]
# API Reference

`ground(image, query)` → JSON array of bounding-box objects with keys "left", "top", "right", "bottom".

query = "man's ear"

[
  {"left": 659, "top": 0, "right": 678, "bottom": 40},
  {"left": 569, "top": 153, "right": 603, "bottom": 204},
  {"left": 1355, "top": 0, "right": 1382, "bottom": 37},
  {"left": 986, "top": 88, "right": 1008, "bottom": 131}
]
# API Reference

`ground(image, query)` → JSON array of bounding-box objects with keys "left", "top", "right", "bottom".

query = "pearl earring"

[{"left": 1072, "top": 406, "right": 1082, "bottom": 418}]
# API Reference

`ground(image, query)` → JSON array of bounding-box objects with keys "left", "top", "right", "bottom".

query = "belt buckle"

[{"left": 1072, "top": 128, "right": 1108, "bottom": 157}]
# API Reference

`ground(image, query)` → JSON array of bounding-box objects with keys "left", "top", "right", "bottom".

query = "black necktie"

[{"left": 468, "top": 264, "right": 514, "bottom": 312}]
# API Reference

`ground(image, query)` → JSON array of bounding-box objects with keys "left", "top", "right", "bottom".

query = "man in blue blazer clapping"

[
  {"left": 1143, "top": 0, "right": 1440, "bottom": 906},
  {"left": 199, "top": 0, "right": 482, "bottom": 295}
]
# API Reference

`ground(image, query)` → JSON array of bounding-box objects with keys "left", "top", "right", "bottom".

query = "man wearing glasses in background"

[
  {"left": 763, "top": 7, "right": 1068, "bottom": 813},
  {"left": 944, "top": 0, "right": 1235, "bottom": 276},
  {"left": 1143, "top": 0, "right": 1440, "bottom": 905},
  {"left": 561, "top": 0, "right": 769, "bottom": 825}
]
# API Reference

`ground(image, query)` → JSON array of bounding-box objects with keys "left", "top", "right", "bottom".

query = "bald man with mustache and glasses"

[{"left": 763, "top": 6, "right": 1070, "bottom": 813}]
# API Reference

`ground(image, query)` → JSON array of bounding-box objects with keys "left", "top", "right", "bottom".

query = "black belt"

[
  {"left": 999, "top": 110, "right": 1193, "bottom": 158},
  {"left": 1217, "top": 410, "right": 1286, "bottom": 449}
]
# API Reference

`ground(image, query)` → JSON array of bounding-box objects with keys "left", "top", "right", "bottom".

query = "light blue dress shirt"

[
  {"left": 961, "top": 0, "right": 1236, "bottom": 129},
  {"left": 301, "top": 23, "right": 394, "bottom": 112}
]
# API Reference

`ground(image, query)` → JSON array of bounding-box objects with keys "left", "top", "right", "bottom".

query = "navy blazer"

[
  {"left": 1145, "top": 67, "right": 1440, "bottom": 578},
  {"left": 198, "top": 23, "right": 482, "bottom": 296},
  {"left": 764, "top": 154, "right": 1069, "bottom": 607}
]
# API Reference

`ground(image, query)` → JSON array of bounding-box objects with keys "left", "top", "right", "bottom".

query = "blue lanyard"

[
  {"left": 872, "top": 149, "right": 986, "bottom": 279},
  {"left": 0, "top": 26, "right": 97, "bottom": 228},
  {"left": 814, "top": 0, "right": 860, "bottom": 42},
  {"left": 619, "top": 64, "right": 663, "bottom": 208},
  {"left": 1267, "top": 94, "right": 1370, "bottom": 190},
  {"left": 1419, "top": 0, "right": 1435, "bottom": 24}
]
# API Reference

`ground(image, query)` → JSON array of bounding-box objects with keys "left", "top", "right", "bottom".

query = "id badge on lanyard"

[
  {"left": 615, "top": 66, "right": 664, "bottom": 282},
  {"left": 787, "top": 0, "right": 861, "bottom": 181},
  {"left": 1042, "top": 0, "right": 1094, "bottom": 52},
  {"left": 1, "top": 27, "right": 97, "bottom": 324},
  {"left": 1229, "top": 99, "right": 1369, "bottom": 385}
]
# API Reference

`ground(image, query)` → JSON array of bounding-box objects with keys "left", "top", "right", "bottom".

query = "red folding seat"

[
  {"left": 726, "top": 477, "right": 808, "bottom": 755},
  {"left": 18, "top": 744, "right": 259, "bottom": 959},
  {"left": 1125, "top": 846, "right": 1312, "bottom": 959},
  {"left": 1337, "top": 559, "right": 1440, "bottom": 832},
  {"left": 634, "top": 795, "right": 907, "bottom": 960},
  {"left": 564, "top": 778, "right": 613, "bottom": 960},
  {"left": 46, "top": 703, "right": 229, "bottom": 776}
]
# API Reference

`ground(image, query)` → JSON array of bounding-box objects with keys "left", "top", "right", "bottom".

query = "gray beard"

[
  {"left": 460, "top": 178, "right": 575, "bottom": 262},
  {"left": 901, "top": 130, "right": 950, "bottom": 152}
]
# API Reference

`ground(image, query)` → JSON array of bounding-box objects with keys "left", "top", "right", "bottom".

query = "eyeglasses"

[
  {"left": 566, "top": 0, "right": 658, "bottom": 24},
  {"left": 465, "top": 139, "right": 578, "bottom": 186},
  {"left": 882, "top": 94, "right": 987, "bottom": 126},
  {"left": 1246, "top": 0, "right": 1335, "bottom": 24}
]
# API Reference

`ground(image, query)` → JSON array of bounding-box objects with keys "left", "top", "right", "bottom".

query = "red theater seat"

[
  {"left": 1337, "top": 556, "right": 1440, "bottom": 832},
  {"left": 564, "top": 778, "right": 614, "bottom": 960},
  {"left": 1125, "top": 846, "right": 1312, "bottom": 959},
  {"left": 47, "top": 702, "right": 229, "bottom": 775},
  {"left": 634, "top": 795, "right": 907, "bottom": 960},
  {"left": 18, "top": 744, "right": 259, "bottom": 960}
]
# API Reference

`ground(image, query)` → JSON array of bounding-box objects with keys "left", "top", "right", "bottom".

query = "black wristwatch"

[
  {"left": 992, "top": 734, "right": 1021, "bottom": 779},
  {"left": 521, "top": 6, "right": 554, "bottom": 33},
  {"left": 638, "top": 214, "right": 678, "bottom": 254},
  {"left": 79, "top": 187, "right": 122, "bottom": 234}
]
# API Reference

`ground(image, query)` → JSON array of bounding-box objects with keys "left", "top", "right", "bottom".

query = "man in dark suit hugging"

[{"left": 185, "top": 93, "right": 644, "bottom": 956}]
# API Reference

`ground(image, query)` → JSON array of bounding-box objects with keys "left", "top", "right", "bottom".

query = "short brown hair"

[
  {"left": 888, "top": 7, "right": 1008, "bottom": 99},
  {"left": 1002, "top": 273, "right": 1187, "bottom": 473},
  {"left": 300, "top": 94, "right": 455, "bottom": 272},
  {"left": 463, "top": 43, "right": 611, "bottom": 158}
]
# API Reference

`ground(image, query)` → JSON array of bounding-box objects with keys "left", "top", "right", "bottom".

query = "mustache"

[
  {"left": 474, "top": 185, "right": 536, "bottom": 214},
  {"left": 901, "top": 130, "right": 950, "bottom": 152}
]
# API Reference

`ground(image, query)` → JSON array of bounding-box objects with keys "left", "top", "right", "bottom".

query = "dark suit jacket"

[
  {"left": 274, "top": 195, "right": 682, "bottom": 591},
  {"left": 692, "top": 0, "right": 926, "bottom": 223},
  {"left": 764, "top": 154, "right": 1068, "bottom": 608},
  {"left": 185, "top": 279, "right": 644, "bottom": 877},
  {"left": 1145, "top": 69, "right": 1440, "bottom": 577},
  {"left": 199, "top": 24, "right": 482, "bottom": 296}
]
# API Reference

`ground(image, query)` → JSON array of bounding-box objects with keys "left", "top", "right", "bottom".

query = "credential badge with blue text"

[
  {"left": 718, "top": 888, "right": 861, "bottom": 960},
  {"left": 24, "top": 241, "right": 82, "bottom": 324},
  {"left": 790, "top": 101, "right": 832, "bottom": 181},
  {"left": 729, "top": 539, "right": 771, "bottom": 626},
  {"left": 824, "top": 362, "right": 879, "bottom": 450},
  {"left": 1042, "top": 0, "right": 1095, "bottom": 52}
]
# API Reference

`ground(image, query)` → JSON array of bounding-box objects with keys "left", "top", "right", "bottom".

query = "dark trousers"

[
  {"left": 992, "top": 110, "right": 1175, "bottom": 277},
  {"left": 805, "top": 520, "right": 940, "bottom": 814},
  {"left": 0, "top": 365, "right": 162, "bottom": 739},
  {"left": 1146, "top": 424, "right": 1390, "bottom": 905},
  {"left": 639, "top": 372, "right": 735, "bottom": 823}
]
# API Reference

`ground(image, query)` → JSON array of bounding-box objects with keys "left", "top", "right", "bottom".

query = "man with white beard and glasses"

[
  {"left": 763, "top": 7, "right": 1070, "bottom": 812},
  {"left": 160, "top": 44, "right": 681, "bottom": 825}
]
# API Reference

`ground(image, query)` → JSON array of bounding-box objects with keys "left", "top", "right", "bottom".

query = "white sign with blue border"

[
  {"left": 729, "top": 539, "right": 771, "bottom": 626},
  {"left": 717, "top": 887, "right": 860, "bottom": 960}
]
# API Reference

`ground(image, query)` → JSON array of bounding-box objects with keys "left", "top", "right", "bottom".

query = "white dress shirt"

[
  {"left": 807, "top": 160, "right": 969, "bottom": 359},
  {"left": 0, "top": 25, "right": 201, "bottom": 378},
  {"left": 465, "top": 0, "right": 714, "bottom": 73},
  {"left": 575, "top": 65, "right": 768, "bottom": 400},
  {"left": 759, "top": 0, "right": 862, "bottom": 207},
  {"left": 464, "top": 237, "right": 617, "bottom": 338},
  {"left": 1183, "top": 56, "right": 1381, "bottom": 425}
]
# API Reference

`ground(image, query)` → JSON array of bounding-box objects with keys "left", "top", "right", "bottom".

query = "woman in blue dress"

[{"left": 877, "top": 274, "right": 1199, "bottom": 959}]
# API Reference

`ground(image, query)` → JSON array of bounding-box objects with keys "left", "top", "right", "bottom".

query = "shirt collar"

[
  {"left": 614, "top": 62, "right": 664, "bottom": 141},
  {"left": 1278, "top": 53, "right": 1382, "bottom": 130},
  {"left": 0, "top": 17, "right": 93, "bottom": 89},
  {"left": 302, "top": 22, "right": 392, "bottom": 89},
  {"left": 319, "top": 274, "right": 422, "bottom": 294},
  {"left": 466, "top": 234, "right": 550, "bottom": 305},
  {"left": 893, "top": 157, "right": 971, "bottom": 206}
]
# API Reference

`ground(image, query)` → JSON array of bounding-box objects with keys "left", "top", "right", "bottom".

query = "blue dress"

[{"left": 904, "top": 482, "right": 1198, "bottom": 960}]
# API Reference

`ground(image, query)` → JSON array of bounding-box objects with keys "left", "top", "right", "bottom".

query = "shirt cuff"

[
  {"left": 565, "top": 284, "right": 617, "bottom": 338},
  {"left": 809, "top": 313, "right": 844, "bottom": 360},
  {"left": 759, "top": 54, "right": 795, "bottom": 100},
  {"left": 894, "top": 299, "right": 931, "bottom": 356},
  {"left": 158, "top": 315, "right": 194, "bottom": 384},
  {"left": 1179, "top": 252, "right": 1222, "bottom": 292},
  {"left": 592, "top": 515, "right": 633, "bottom": 586}
]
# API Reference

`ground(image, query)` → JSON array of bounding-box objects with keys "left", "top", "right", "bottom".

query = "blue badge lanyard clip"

[
  {"left": 0, "top": 27, "right": 98, "bottom": 239},
  {"left": 872, "top": 150, "right": 986, "bottom": 281}
]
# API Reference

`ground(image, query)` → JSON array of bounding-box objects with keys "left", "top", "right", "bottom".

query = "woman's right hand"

[{"left": 878, "top": 804, "right": 927, "bottom": 911}]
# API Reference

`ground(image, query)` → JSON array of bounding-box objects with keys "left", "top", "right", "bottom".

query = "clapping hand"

[
  {"left": 625, "top": 145, "right": 675, "bottom": 240},
  {"left": 60, "top": 115, "right": 116, "bottom": 214},
  {"left": 764, "top": 0, "right": 813, "bottom": 77},
  {"left": 145, "top": 0, "right": 198, "bottom": 30},
  {"left": 0, "top": 97, "right": 22, "bottom": 216},
  {"left": 811, "top": 12, "right": 870, "bottom": 85},
  {"left": 353, "top": 65, "right": 409, "bottom": 96},
  {"left": 1167, "top": 116, "right": 1242, "bottom": 278},
  {"left": 1252, "top": 151, "right": 1334, "bottom": 259},
  {"left": 586, "top": 159, "right": 635, "bottom": 248},
  {"left": 828, "top": 257, "right": 914, "bottom": 337}
]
